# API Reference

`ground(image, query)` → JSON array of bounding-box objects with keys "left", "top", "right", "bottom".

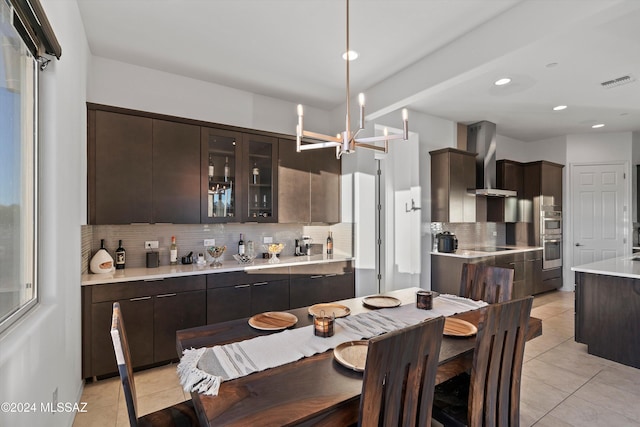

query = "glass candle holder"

[
  {"left": 416, "top": 290, "right": 433, "bottom": 310},
  {"left": 313, "top": 311, "right": 335, "bottom": 338}
]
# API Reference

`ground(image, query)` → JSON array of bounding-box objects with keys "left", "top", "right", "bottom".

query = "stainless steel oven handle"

[{"left": 543, "top": 238, "right": 562, "bottom": 243}]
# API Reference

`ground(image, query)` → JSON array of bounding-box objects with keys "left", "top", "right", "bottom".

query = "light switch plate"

[
  {"left": 263, "top": 236, "right": 273, "bottom": 244},
  {"left": 204, "top": 239, "right": 216, "bottom": 246}
]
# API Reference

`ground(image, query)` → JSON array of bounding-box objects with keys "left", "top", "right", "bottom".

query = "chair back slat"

[
  {"left": 460, "top": 264, "right": 514, "bottom": 304},
  {"left": 468, "top": 297, "right": 533, "bottom": 427},
  {"left": 359, "top": 316, "right": 445, "bottom": 427},
  {"left": 111, "top": 302, "right": 139, "bottom": 427}
]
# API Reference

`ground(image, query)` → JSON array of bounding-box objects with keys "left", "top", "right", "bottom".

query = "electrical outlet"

[
  {"left": 204, "top": 239, "right": 216, "bottom": 246},
  {"left": 145, "top": 241, "right": 159, "bottom": 249},
  {"left": 492, "top": 231, "right": 497, "bottom": 237},
  {"left": 263, "top": 236, "right": 273, "bottom": 244}
]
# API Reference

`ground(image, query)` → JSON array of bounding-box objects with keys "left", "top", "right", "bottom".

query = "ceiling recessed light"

[
  {"left": 553, "top": 105, "right": 567, "bottom": 111},
  {"left": 592, "top": 124, "right": 605, "bottom": 129},
  {"left": 342, "top": 50, "right": 358, "bottom": 61},
  {"left": 494, "top": 78, "right": 511, "bottom": 86}
]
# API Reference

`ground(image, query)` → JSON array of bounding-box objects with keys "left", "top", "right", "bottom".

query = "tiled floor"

[{"left": 72, "top": 291, "right": 640, "bottom": 427}]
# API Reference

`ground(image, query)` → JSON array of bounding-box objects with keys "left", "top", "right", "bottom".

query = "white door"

[{"left": 571, "top": 163, "right": 627, "bottom": 266}]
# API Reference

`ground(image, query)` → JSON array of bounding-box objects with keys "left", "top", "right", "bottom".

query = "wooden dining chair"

[
  {"left": 110, "top": 302, "right": 200, "bottom": 427},
  {"left": 459, "top": 263, "right": 514, "bottom": 303},
  {"left": 359, "top": 316, "right": 445, "bottom": 427},
  {"left": 432, "top": 296, "right": 534, "bottom": 427}
]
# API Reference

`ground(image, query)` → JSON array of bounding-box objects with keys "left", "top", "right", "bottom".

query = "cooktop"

[{"left": 471, "top": 247, "right": 514, "bottom": 252}]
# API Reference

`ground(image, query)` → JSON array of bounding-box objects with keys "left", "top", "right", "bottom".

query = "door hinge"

[
  {"left": 377, "top": 274, "right": 382, "bottom": 280},
  {"left": 377, "top": 204, "right": 382, "bottom": 211},
  {"left": 377, "top": 169, "right": 382, "bottom": 176},
  {"left": 624, "top": 172, "right": 626, "bottom": 179},
  {"left": 377, "top": 238, "right": 382, "bottom": 246}
]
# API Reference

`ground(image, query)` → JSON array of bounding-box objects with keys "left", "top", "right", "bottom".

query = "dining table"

[{"left": 176, "top": 287, "right": 542, "bottom": 427}]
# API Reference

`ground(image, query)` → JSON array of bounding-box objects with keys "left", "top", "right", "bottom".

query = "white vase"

[{"left": 90, "top": 249, "right": 115, "bottom": 274}]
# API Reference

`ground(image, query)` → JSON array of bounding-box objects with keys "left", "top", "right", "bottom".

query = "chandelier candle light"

[{"left": 296, "top": 0, "right": 409, "bottom": 158}]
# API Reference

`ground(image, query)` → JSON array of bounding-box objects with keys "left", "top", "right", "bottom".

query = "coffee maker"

[{"left": 295, "top": 236, "right": 312, "bottom": 256}]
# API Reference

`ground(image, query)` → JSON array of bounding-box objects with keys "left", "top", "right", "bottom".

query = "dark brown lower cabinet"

[
  {"left": 82, "top": 261, "right": 353, "bottom": 378},
  {"left": 206, "top": 268, "right": 290, "bottom": 324},
  {"left": 207, "top": 285, "right": 252, "bottom": 324},
  {"left": 251, "top": 279, "right": 289, "bottom": 315},
  {"left": 290, "top": 261, "right": 355, "bottom": 309},
  {"left": 90, "top": 297, "right": 154, "bottom": 377},
  {"left": 153, "top": 290, "right": 206, "bottom": 362},
  {"left": 82, "top": 276, "right": 206, "bottom": 378}
]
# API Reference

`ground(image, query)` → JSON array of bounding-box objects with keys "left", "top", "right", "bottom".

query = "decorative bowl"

[
  {"left": 263, "top": 243, "right": 285, "bottom": 263},
  {"left": 207, "top": 246, "right": 226, "bottom": 267},
  {"left": 233, "top": 253, "right": 256, "bottom": 264}
]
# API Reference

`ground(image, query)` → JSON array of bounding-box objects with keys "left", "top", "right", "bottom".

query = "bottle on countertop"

[
  {"left": 238, "top": 233, "right": 245, "bottom": 255},
  {"left": 208, "top": 153, "right": 214, "bottom": 178},
  {"left": 170, "top": 236, "right": 178, "bottom": 265},
  {"left": 326, "top": 231, "right": 333, "bottom": 255},
  {"left": 115, "top": 239, "right": 126, "bottom": 270}
]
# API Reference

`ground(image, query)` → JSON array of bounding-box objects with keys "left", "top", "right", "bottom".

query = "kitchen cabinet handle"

[
  {"left": 143, "top": 278, "right": 164, "bottom": 282},
  {"left": 129, "top": 296, "right": 151, "bottom": 302},
  {"left": 253, "top": 282, "right": 269, "bottom": 286},
  {"left": 324, "top": 273, "right": 337, "bottom": 277},
  {"left": 310, "top": 275, "right": 324, "bottom": 279},
  {"left": 234, "top": 284, "right": 251, "bottom": 289},
  {"left": 156, "top": 293, "right": 176, "bottom": 298}
]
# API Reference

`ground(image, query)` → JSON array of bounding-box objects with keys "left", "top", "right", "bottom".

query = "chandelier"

[{"left": 296, "top": 0, "right": 408, "bottom": 158}]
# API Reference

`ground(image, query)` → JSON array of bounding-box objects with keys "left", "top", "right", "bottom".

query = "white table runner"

[{"left": 177, "top": 294, "right": 487, "bottom": 396}]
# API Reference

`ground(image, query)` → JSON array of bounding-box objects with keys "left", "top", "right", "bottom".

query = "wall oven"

[
  {"left": 542, "top": 236, "right": 562, "bottom": 269},
  {"left": 541, "top": 208, "right": 562, "bottom": 236}
]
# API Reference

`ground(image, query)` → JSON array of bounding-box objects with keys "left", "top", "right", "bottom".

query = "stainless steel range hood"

[{"left": 466, "top": 121, "right": 517, "bottom": 197}]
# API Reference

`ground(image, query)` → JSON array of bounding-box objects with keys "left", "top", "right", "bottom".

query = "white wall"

[
  {"left": 0, "top": 1, "right": 89, "bottom": 426},
  {"left": 88, "top": 56, "right": 332, "bottom": 136},
  {"left": 496, "top": 134, "right": 528, "bottom": 162}
]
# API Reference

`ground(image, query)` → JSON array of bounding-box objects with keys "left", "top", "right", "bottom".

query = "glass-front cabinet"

[
  {"left": 201, "top": 128, "right": 242, "bottom": 222},
  {"left": 242, "top": 134, "right": 278, "bottom": 222},
  {"left": 201, "top": 128, "right": 278, "bottom": 223}
]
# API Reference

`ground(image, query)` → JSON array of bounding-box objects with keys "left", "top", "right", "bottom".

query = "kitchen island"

[
  {"left": 431, "top": 246, "right": 544, "bottom": 297},
  {"left": 572, "top": 255, "right": 640, "bottom": 368}
]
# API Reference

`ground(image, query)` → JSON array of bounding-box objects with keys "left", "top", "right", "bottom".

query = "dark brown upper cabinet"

[
  {"left": 89, "top": 110, "right": 153, "bottom": 224},
  {"left": 88, "top": 106, "right": 201, "bottom": 224},
  {"left": 242, "top": 134, "right": 278, "bottom": 223},
  {"left": 278, "top": 139, "right": 341, "bottom": 224},
  {"left": 153, "top": 120, "right": 201, "bottom": 223},
  {"left": 201, "top": 128, "right": 278, "bottom": 223},
  {"left": 430, "top": 148, "right": 477, "bottom": 223},
  {"left": 201, "top": 127, "right": 243, "bottom": 223}
]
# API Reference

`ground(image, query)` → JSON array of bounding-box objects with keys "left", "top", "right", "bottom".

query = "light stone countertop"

[
  {"left": 81, "top": 254, "right": 353, "bottom": 286},
  {"left": 430, "top": 246, "right": 543, "bottom": 259},
  {"left": 572, "top": 254, "right": 640, "bottom": 279}
]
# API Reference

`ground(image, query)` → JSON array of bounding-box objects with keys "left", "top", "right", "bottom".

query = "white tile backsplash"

[{"left": 83, "top": 222, "right": 353, "bottom": 270}]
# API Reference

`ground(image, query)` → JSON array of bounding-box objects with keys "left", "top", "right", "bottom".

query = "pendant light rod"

[{"left": 295, "top": 0, "right": 410, "bottom": 158}]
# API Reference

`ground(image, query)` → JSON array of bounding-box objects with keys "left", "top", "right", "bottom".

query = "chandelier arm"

[
  {"left": 302, "top": 130, "right": 342, "bottom": 143},
  {"left": 299, "top": 141, "right": 342, "bottom": 151},
  {"left": 353, "top": 142, "right": 388, "bottom": 153},
  {"left": 355, "top": 134, "right": 405, "bottom": 143}
]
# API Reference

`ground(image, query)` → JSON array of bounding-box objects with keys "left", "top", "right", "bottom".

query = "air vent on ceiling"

[{"left": 601, "top": 75, "right": 636, "bottom": 89}]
